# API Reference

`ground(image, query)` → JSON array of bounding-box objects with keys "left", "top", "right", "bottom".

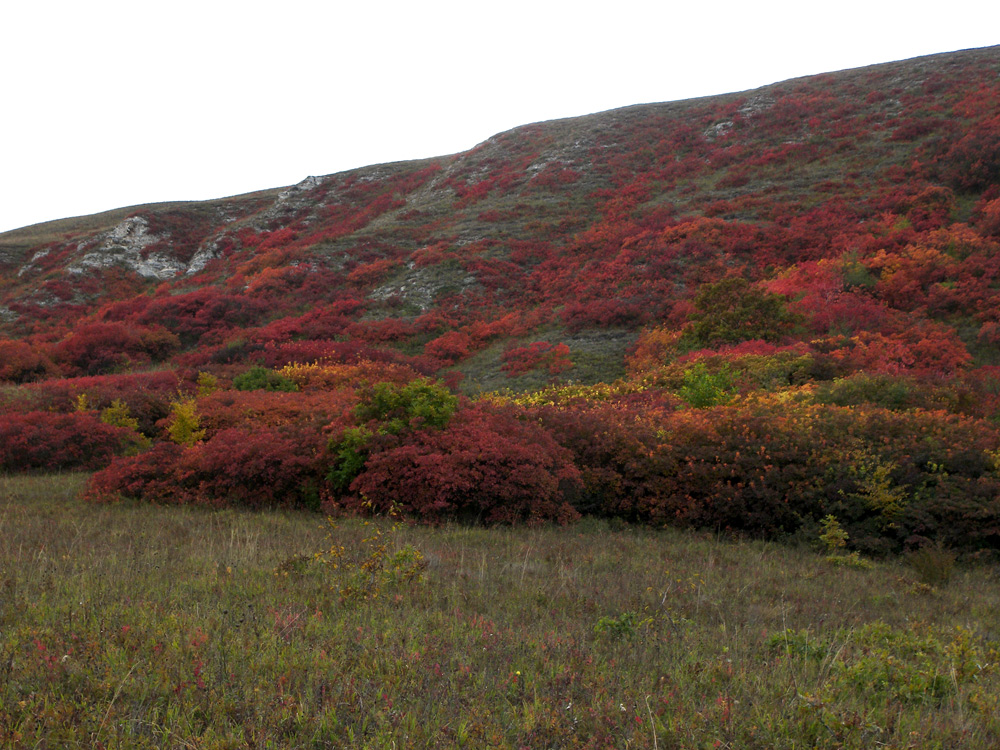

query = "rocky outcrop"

[
  {"left": 185, "top": 240, "right": 220, "bottom": 275},
  {"left": 67, "top": 216, "right": 186, "bottom": 280}
]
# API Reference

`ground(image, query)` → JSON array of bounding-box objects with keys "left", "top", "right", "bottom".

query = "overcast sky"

[{"left": 1, "top": 1, "right": 997, "bottom": 234}]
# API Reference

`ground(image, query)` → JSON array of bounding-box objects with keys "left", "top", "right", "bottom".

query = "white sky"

[{"left": 1, "top": 1, "right": 997, "bottom": 234}]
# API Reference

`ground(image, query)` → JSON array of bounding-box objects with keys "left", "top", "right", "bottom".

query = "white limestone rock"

[
  {"left": 67, "top": 216, "right": 185, "bottom": 280},
  {"left": 17, "top": 248, "right": 50, "bottom": 277},
  {"left": 185, "top": 241, "right": 219, "bottom": 275}
]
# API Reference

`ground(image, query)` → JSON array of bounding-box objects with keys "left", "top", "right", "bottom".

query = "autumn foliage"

[
  {"left": 0, "top": 411, "right": 136, "bottom": 472},
  {"left": 501, "top": 341, "right": 573, "bottom": 378},
  {"left": 3, "top": 47, "right": 1000, "bottom": 556},
  {"left": 345, "top": 404, "right": 582, "bottom": 524}
]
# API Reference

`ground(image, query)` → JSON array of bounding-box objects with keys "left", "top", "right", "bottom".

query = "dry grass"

[{"left": 2, "top": 474, "right": 998, "bottom": 748}]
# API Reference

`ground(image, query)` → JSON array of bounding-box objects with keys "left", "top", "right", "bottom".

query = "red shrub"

[
  {"left": 180, "top": 428, "right": 325, "bottom": 509},
  {"left": 527, "top": 162, "right": 581, "bottom": 190},
  {"left": 936, "top": 114, "right": 1000, "bottom": 192},
  {"left": 50, "top": 323, "right": 149, "bottom": 376},
  {"left": 424, "top": 331, "right": 473, "bottom": 364},
  {"left": 346, "top": 405, "right": 581, "bottom": 524},
  {"left": 535, "top": 397, "right": 1000, "bottom": 553},
  {"left": 975, "top": 196, "right": 1000, "bottom": 237},
  {"left": 88, "top": 427, "right": 327, "bottom": 509},
  {"left": 832, "top": 324, "right": 971, "bottom": 380},
  {"left": 0, "top": 340, "right": 55, "bottom": 383},
  {"left": 501, "top": 341, "right": 573, "bottom": 377},
  {"left": 7, "top": 371, "right": 180, "bottom": 435},
  {"left": 0, "top": 411, "right": 133, "bottom": 472},
  {"left": 196, "top": 390, "right": 356, "bottom": 438},
  {"left": 346, "top": 258, "right": 400, "bottom": 287},
  {"left": 282, "top": 361, "right": 422, "bottom": 391},
  {"left": 411, "top": 243, "right": 461, "bottom": 268},
  {"left": 86, "top": 442, "right": 186, "bottom": 503},
  {"left": 255, "top": 341, "right": 347, "bottom": 368},
  {"left": 561, "top": 298, "right": 648, "bottom": 332},
  {"left": 530, "top": 399, "right": 678, "bottom": 520},
  {"left": 137, "top": 287, "right": 270, "bottom": 344},
  {"left": 466, "top": 313, "right": 532, "bottom": 343},
  {"left": 345, "top": 318, "right": 416, "bottom": 344}
]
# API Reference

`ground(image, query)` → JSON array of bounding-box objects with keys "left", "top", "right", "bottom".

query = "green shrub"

[
  {"left": 594, "top": 611, "right": 648, "bottom": 640},
  {"left": 327, "top": 378, "right": 458, "bottom": 494},
  {"left": 825, "top": 551, "right": 874, "bottom": 569},
  {"left": 232, "top": 366, "right": 299, "bottom": 392},
  {"left": 813, "top": 373, "right": 960, "bottom": 412},
  {"left": 682, "top": 277, "right": 800, "bottom": 349},
  {"left": 354, "top": 377, "right": 458, "bottom": 434},
  {"left": 819, "top": 515, "right": 849, "bottom": 552},
  {"left": 677, "top": 361, "right": 736, "bottom": 407},
  {"left": 166, "top": 398, "right": 205, "bottom": 446}
]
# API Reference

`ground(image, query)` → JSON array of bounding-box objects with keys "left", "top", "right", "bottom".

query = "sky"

[{"left": 1, "top": 1, "right": 997, "bottom": 234}]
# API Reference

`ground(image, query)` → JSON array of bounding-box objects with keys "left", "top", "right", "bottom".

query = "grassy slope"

[{"left": 2, "top": 474, "right": 998, "bottom": 749}]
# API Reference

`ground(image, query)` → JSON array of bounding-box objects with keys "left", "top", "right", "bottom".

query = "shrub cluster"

[
  {"left": 88, "top": 427, "right": 326, "bottom": 509},
  {"left": 70, "top": 363, "right": 1000, "bottom": 556},
  {"left": 345, "top": 404, "right": 581, "bottom": 525},
  {"left": 0, "top": 411, "right": 136, "bottom": 472},
  {"left": 532, "top": 398, "right": 1000, "bottom": 553}
]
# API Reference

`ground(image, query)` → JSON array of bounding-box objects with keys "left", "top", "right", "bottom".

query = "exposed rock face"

[
  {"left": 368, "top": 261, "right": 478, "bottom": 312},
  {"left": 67, "top": 216, "right": 186, "bottom": 280},
  {"left": 241, "top": 175, "right": 329, "bottom": 236},
  {"left": 738, "top": 95, "right": 775, "bottom": 118},
  {"left": 185, "top": 240, "right": 220, "bottom": 276},
  {"left": 17, "top": 248, "right": 50, "bottom": 277},
  {"left": 276, "top": 175, "right": 323, "bottom": 202}
]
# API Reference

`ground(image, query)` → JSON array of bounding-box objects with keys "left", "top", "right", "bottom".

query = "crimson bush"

[
  {"left": 0, "top": 411, "right": 134, "bottom": 472},
  {"left": 344, "top": 404, "right": 581, "bottom": 524},
  {"left": 88, "top": 426, "right": 326, "bottom": 509}
]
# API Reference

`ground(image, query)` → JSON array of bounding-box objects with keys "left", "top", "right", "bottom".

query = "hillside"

[{"left": 2, "top": 46, "right": 1000, "bottom": 553}]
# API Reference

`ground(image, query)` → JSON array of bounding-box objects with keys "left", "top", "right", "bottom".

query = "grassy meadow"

[{"left": 1, "top": 473, "right": 999, "bottom": 749}]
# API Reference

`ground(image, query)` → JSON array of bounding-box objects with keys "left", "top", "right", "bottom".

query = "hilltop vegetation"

[{"left": 2, "top": 47, "right": 1000, "bottom": 556}]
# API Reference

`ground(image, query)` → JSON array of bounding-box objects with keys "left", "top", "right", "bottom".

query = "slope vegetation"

[{"left": 2, "top": 46, "right": 1000, "bottom": 555}]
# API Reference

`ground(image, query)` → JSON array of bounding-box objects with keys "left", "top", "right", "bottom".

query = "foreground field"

[{"left": 1, "top": 474, "right": 998, "bottom": 749}]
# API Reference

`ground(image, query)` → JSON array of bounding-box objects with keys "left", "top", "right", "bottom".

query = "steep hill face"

[{"left": 2, "top": 45, "right": 1000, "bottom": 391}]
